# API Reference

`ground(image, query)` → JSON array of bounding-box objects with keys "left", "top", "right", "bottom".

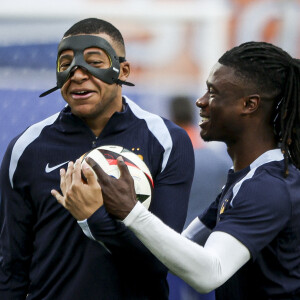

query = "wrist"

[
  {"left": 111, "top": 200, "right": 137, "bottom": 220},
  {"left": 122, "top": 201, "right": 146, "bottom": 226}
]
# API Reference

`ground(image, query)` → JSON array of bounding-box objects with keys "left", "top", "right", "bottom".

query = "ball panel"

[
  {"left": 142, "top": 198, "right": 151, "bottom": 209},
  {"left": 98, "top": 145, "right": 123, "bottom": 154},
  {"left": 120, "top": 149, "right": 152, "bottom": 178},
  {"left": 80, "top": 145, "right": 153, "bottom": 209},
  {"left": 127, "top": 165, "right": 152, "bottom": 204},
  {"left": 99, "top": 145, "right": 152, "bottom": 182}
]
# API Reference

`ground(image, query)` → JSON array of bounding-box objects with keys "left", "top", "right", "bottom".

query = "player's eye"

[
  {"left": 59, "top": 62, "right": 71, "bottom": 71},
  {"left": 84, "top": 50, "right": 110, "bottom": 69},
  {"left": 58, "top": 51, "right": 74, "bottom": 72},
  {"left": 58, "top": 56, "right": 73, "bottom": 72},
  {"left": 207, "top": 87, "right": 216, "bottom": 96},
  {"left": 87, "top": 60, "right": 104, "bottom": 67}
]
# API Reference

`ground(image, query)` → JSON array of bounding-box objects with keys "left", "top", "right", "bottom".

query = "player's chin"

[
  {"left": 200, "top": 130, "right": 211, "bottom": 142},
  {"left": 71, "top": 105, "right": 96, "bottom": 118}
]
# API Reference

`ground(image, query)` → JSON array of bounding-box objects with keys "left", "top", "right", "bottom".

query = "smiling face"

[
  {"left": 59, "top": 33, "right": 129, "bottom": 124},
  {"left": 196, "top": 63, "right": 249, "bottom": 145}
]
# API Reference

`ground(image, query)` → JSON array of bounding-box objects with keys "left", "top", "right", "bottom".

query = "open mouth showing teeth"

[
  {"left": 202, "top": 117, "right": 209, "bottom": 122},
  {"left": 73, "top": 91, "right": 90, "bottom": 95}
]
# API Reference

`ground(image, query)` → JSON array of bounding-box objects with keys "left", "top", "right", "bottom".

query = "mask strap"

[
  {"left": 115, "top": 57, "right": 134, "bottom": 86},
  {"left": 39, "top": 79, "right": 135, "bottom": 97},
  {"left": 39, "top": 86, "right": 59, "bottom": 98},
  {"left": 114, "top": 79, "right": 135, "bottom": 86}
]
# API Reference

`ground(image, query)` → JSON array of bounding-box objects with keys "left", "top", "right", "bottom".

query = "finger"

[
  {"left": 65, "top": 161, "right": 74, "bottom": 188},
  {"left": 51, "top": 189, "right": 65, "bottom": 206},
  {"left": 60, "top": 168, "right": 67, "bottom": 195},
  {"left": 72, "top": 159, "right": 82, "bottom": 183},
  {"left": 82, "top": 161, "right": 99, "bottom": 185},
  {"left": 86, "top": 157, "right": 109, "bottom": 183},
  {"left": 117, "top": 156, "right": 131, "bottom": 180}
]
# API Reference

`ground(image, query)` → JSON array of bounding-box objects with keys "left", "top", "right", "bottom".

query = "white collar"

[{"left": 250, "top": 149, "right": 283, "bottom": 170}]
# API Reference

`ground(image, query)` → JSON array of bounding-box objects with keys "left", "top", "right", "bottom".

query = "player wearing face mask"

[{"left": 0, "top": 18, "right": 194, "bottom": 300}]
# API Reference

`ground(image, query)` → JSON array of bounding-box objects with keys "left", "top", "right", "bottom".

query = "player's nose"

[
  {"left": 70, "top": 66, "right": 89, "bottom": 81},
  {"left": 196, "top": 93, "right": 209, "bottom": 108}
]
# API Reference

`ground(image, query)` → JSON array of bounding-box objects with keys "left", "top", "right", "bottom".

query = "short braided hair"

[{"left": 219, "top": 41, "right": 300, "bottom": 176}]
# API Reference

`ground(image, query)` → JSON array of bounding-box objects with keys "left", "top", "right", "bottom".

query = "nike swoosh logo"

[{"left": 45, "top": 161, "right": 70, "bottom": 173}]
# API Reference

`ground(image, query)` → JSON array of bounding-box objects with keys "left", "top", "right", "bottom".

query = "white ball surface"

[{"left": 81, "top": 145, "right": 153, "bottom": 209}]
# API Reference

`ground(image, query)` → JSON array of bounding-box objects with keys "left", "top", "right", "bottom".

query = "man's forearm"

[{"left": 123, "top": 202, "right": 251, "bottom": 293}]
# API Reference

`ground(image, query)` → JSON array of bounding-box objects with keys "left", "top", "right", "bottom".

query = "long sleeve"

[
  {"left": 123, "top": 202, "right": 251, "bottom": 293},
  {"left": 78, "top": 206, "right": 168, "bottom": 277},
  {"left": 0, "top": 143, "right": 34, "bottom": 299}
]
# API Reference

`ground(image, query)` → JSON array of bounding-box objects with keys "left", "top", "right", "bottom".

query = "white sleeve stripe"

[
  {"left": 9, "top": 112, "right": 60, "bottom": 188},
  {"left": 182, "top": 217, "right": 204, "bottom": 239},
  {"left": 77, "top": 219, "right": 96, "bottom": 240},
  {"left": 231, "top": 149, "right": 284, "bottom": 206},
  {"left": 77, "top": 219, "right": 111, "bottom": 254},
  {"left": 124, "top": 96, "right": 172, "bottom": 173},
  {"left": 182, "top": 217, "right": 211, "bottom": 246}
]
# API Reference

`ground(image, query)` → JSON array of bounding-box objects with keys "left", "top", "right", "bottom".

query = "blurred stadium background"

[{"left": 1, "top": 0, "right": 300, "bottom": 299}]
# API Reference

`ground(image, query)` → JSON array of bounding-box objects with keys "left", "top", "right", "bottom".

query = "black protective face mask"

[{"left": 40, "top": 35, "right": 134, "bottom": 97}]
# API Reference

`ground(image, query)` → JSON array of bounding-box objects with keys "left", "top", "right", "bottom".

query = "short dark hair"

[
  {"left": 63, "top": 18, "right": 125, "bottom": 55},
  {"left": 219, "top": 41, "right": 300, "bottom": 175}
]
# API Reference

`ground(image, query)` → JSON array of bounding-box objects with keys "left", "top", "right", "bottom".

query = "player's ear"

[
  {"left": 242, "top": 94, "right": 260, "bottom": 115},
  {"left": 119, "top": 61, "right": 130, "bottom": 82}
]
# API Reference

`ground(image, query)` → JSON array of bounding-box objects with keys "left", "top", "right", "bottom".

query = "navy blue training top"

[
  {"left": 0, "top": 96, "right": 194, "bottom": 300},
  {"left": 201, "top": 149, "right": 300, "bottom": 299}
]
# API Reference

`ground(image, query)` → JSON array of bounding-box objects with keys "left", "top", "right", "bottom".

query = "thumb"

[
  {"left": 51, "top": 189, "right": 65, "bottom": 206},
  {"left": 85, "top": 157, "right": 109, "bottom": 185}
]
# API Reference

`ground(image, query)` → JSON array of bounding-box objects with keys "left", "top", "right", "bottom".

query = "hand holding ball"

[{"left": 81, "top": 145, "right": 153, "bottom": 209}]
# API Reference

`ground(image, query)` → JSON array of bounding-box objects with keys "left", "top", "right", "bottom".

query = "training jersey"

[
  {"left": 201, "top": 149, "right": 300, "bottom": 299},
  {"left": 0, "top": 96, "right": 194, "bottom": 300}
]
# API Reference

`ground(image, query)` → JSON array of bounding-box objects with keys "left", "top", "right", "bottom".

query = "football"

[{"left": 80, "top": 145, "right": 153, "bottom": 209}]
